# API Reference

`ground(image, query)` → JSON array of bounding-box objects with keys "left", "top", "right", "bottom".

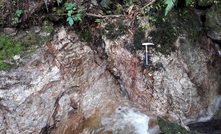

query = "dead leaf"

[
  {"left": 57, "top": 104, "right": 61, "bottom": 112},
  {"left": 49, "top": 118, "right": 54, "bottom": 126}
]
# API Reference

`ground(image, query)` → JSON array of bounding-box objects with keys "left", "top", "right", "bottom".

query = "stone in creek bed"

[{"left": 188, "top": 120, "right": 221, "bottom": 134}]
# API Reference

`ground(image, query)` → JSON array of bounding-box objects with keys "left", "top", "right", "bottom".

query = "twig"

[
  {"left": 86, "top": 13, "right": 126, "bottom": 18},
  {"left": 141, "top": 0, "right": 156, "bottom": 11},
  {"left": 48, "top": 8, "right": 88, "bottom": 16}
]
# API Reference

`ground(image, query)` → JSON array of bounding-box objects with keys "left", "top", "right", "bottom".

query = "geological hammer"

[{"left": 142, "top": 43, "right": 154, "bottom": 65}]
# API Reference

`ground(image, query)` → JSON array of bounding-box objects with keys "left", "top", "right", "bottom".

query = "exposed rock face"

[
  {"left": 0, "top": 27, "right": 124, "bottom": 133},
  {"left": 205, "top": 4, "right": 221, "bottom": 43},
  {"left": 103, "top": 31, "right": 220, "bottom": 122},
  {"left": 0, "top": 23, "right": 220, "bottom": 133}
]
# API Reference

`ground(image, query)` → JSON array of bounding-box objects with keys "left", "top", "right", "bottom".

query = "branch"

[
  {"left": 141, "top": 0, "right": 156, "bottom": 10},
  {"left": 86, "top": 13, "right": 126, "bottom": 18},
  {"left": 49, "top": 8, "right": 88, "bottom": 16}
]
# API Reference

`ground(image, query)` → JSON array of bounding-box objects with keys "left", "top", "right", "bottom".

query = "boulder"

[{"left": 205, "top": 4, "right": 221, "bottom": 43}]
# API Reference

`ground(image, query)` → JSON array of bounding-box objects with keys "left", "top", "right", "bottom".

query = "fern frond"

[
  {"left": 57, "top": 0, "right": 61, "bottom": 6},
  {"left": 164, "top": 0, "right": 176, "bottom": 16},
  {"left": 44, "top": 0, "right": 48, "bottom": 12},
  {"left": 185, "top": 0, "right": 192, "bottom": 6}
]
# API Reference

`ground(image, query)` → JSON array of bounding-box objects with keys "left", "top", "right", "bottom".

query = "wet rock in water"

[
  {"left": 205, "top": 4, "right": 221, "bottom": 43},
  {"left": 188, "top": 120, "right": 221, "bottom": 134},
  {"left": 50, "top": 108, "right": 84, "bottom": 134}
]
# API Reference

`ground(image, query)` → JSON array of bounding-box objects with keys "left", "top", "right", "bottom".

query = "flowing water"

[
  {"left": 215, "top": 43, "right": 221, "bottom": 56},
  {"left": 184, "top": 95, "right": 221, "bottom": 124},
  {"left": 100, "top": 106, "right": 149, "bottom": 134},
  {"left": 83, "top": 105, "right": 151, "bottom": 134}
]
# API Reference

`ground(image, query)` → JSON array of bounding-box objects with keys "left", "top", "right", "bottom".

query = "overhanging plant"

[{"left": 65, "top": 3, "right": 82, "bottom": 26}]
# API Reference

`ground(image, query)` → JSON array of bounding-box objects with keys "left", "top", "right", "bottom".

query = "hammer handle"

[{"left": 145, "top": 52, "right": 148, "bottom": 65}]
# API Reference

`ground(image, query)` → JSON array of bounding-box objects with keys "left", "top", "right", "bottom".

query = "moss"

[
  {"left": 80, "top": 26, "right": 92, "bottom": 42},
  {"left": 149, "top": 8, "right": 202, "bottom": 55},
  {"left": 149, "top": 21, "right": 177, "bottom": 55},
  {"left": 103, "top": 21, "right": 128, "bottom": 39},
  {"left": 0, "top": 35, "right": 20, "bottom": 70},
  {"left": 42, "top": 21, "right": 54, "bottom": 33},
  {"left": 0, "top": 33, "right": 37, "bottom": 70},
  {"left": 20, "top": 34, "right": 38, "bottom": 52},
  {"left": 205, "top": 4, "right": 221, "bottom": 31},
  {"left": 115, "top": 4, "right": 123, "bottom": 14},
  {"left": 133, "top": 27, "right": 145, "bottom": 50},
  {"left": 103, "top": 22, "right": 116, "bottom": 39},
  {"left": 49, "top": 7, "right": 65, "bottom": 21},
  {"left": 39, "top": 20, "right": 54, "bottom": 44},
  {"left": 157, "top": 117, "right": 201, "bottom": 134}
]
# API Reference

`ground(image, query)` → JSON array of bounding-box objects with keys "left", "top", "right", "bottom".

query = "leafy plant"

[
  {"left": 12, "top": 1, "right": 16, "bottom": 4},
  {"left": 57, "top": 0, "right": 61, "bottom": 6},
  {"left": 164, "top": 0, "right": 177, "bottom": 16},
  {"left": 163, "top": 0, "right": 192, "bottom": 16},
  {"left": 95, "top": 18, "right": 106, "bottom": 27},
  {"left": 65, "top": 3, "right": 82, "bottom": 26},
  {"left": 15, "top": 10, "right": 22, "bottom": 17},
  {"left": 12, "top": 18, "right": 18, "bottom": 24},
  {"left": 142, "top": 24, "right": 148, "bottom": 31},
  {"left": 12, "top": 10, "right": 22, "bottom": 24}
]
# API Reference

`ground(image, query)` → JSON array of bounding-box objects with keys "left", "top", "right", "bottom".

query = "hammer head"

[{"left": 142, "top": 43, "right": 154, "bottom": 46}]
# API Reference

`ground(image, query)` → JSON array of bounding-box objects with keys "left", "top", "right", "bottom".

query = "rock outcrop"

[
  {"left": 0, "top": 9, "right": 220, "bottom": 134},
  {"left": 205, "top": 4, "right": 221, "bottom": 43}
]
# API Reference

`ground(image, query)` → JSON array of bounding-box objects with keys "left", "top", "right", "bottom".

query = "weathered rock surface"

[
  {"left": 0, "top": 23, "right": 220, "bottom": 133},
  {"left": 103, "top": 30, "right": 220, "bottom": 123},
  {"left": 0, "top": 27, "right": 124, "bottom": 133}
]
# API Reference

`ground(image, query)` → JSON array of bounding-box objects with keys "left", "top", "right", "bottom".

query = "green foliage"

[
  {"left": 57, "top": 0, "right": 61, "bottom": 6},
  {"left": 198, "top": 0, "right": 220, "bottom": 6},
  {"left": 157, "top": 117, "right": 201, "bottom": 134},
  {"left": 142, "top": 24, "right": 148, "bottom": 31},
  {"left": 124, "top": 0, "right": 135, "bottom": 7},
  {"left": 95, "top": 18, "right": 106, "bottom": 27},
  {"left": 80, "top": 26, "right": 91, "bottom": 42},
  {"left": 12, "top": 10, "right": 22, "bottom": 24},
  {"left": 185, "top": 0, "right": 192, "bottom": 6},
  {"left": 65, "top": 3, "right": 82, "bottom": 26},
  {"left": 164, "top": 0, "right": 177, "bottom": 16},
  {"left": 15, "top": 10, "right": 22, "bottom": 17},
  {"left": 163, "top": 0, "right": 192, "bottom": 16},
  {"left": 12, "top": 18, "right": 18, "bottom": 24},
  {"left": 12, "top": 1, "right": 16, "bottom": 4}
]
